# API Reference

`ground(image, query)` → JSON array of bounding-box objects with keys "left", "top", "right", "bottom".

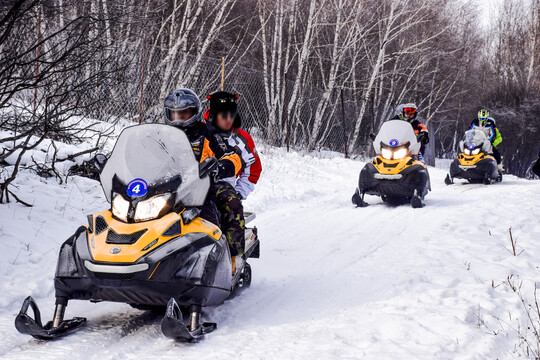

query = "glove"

[
  {"left": 417, "top": 131, "right": 429, "bottom": 145},
  {"left": 199, "top": 157, "right": 219, "bottom": 179},
  {"left": 215, "top": 162, "right": 228, "bottom": 180}
]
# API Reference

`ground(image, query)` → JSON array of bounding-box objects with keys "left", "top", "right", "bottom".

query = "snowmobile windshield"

[
  {"left": 100, "top": 124, "right": 210, "bottom": 207},
  {"left": 373, "top": 120, "right": 421, "bottom": 155},
  {"left": 460, "top": 129, "right": 491, "bottom": 153}
]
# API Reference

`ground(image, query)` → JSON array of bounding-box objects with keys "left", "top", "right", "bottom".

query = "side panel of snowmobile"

[
  {"left": 450, "top": 153, "right": 498, "bottom": 182},
  {"left": 54, "top": 211, "right": 233, "bottom": 307},
  {"left": 358, "top": 156, "right": 430, "bottom": 199}
]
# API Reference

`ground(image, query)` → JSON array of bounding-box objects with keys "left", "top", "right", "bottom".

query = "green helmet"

[{"left": 478, "top": 109, "right": 489, "bottom": 124}]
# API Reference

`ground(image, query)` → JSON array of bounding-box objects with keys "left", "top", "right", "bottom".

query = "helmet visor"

[
  {"left": 165, "top": 107, "right": 196, "bottom": 124},
  {"left": 403, "top": 107, "right": 417, "bottom": 114},
  {"left": 403, "top": 107, "right": 417, "bottom": 119},
  {"left": 218, "top": 111, "right": 237, "bottom": 119}
]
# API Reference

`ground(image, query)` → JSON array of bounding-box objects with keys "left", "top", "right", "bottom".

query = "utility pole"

[
  {"left": 340, "top": 89, "right": 349, "bottom": 158},
  {"left": 429, "top": 116, "right": 435, "bottom": 166}
]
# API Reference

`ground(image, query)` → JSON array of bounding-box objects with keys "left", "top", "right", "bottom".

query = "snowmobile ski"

[
  {"left": 352, "top": 188, "right": 368, "bottom": 207},
  {"left": 14, "top": 296, "right": 86, "bottom": 340},
  {"left": 410, "top": 189, "right": 425, "bottom": 208},
  {"left": 161, "top": 298, "right": 216, "bottom": 342}
]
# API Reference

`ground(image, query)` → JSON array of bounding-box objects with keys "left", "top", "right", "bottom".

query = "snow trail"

[{"left": 1, "top": 146, "right": 539, "bottom": 359}]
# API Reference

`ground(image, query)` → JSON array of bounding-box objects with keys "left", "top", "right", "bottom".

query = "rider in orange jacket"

[{"left": 391, "top": 103, "right": 429, "bottom": 159}]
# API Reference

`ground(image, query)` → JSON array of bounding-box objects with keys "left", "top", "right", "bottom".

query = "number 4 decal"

[{"left": 127, "top": 178, "right": 148, "bottom": 197}]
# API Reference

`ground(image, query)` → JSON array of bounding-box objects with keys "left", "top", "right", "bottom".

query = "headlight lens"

[
  {"left": 381, "top": 147, "right": 409, "bottom": 160},
  {"left": 464, "top": 149, "right": 471, "bottom": 155},
  {"left": 471, "top": 148, "right": 480, "bottom": 155},
  {"left": 134, "top": 194, "right": 172, "bottom": 222},
  {"left": 112, "top": 194, "right": 130, "bottom": 222},
  {"left": 393, "top": 148, "right": 409, "bottom": 159},
  {"left": 381, "top": 148, "right": 393, "bottom": 160}
]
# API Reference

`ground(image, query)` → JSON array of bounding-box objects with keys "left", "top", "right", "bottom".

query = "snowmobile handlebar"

[{"left": 199, "top": 157, "right": 219, "bottom": 179}]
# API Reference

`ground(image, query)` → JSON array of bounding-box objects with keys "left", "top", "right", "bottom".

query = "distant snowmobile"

[
  {"left": 445, "top": 128, "right": 502, "bottom": 185},
  {"left": 352, "top": 120, "right": 431, "bottom": 208},
  {"left": 14, "top": 124, "right": 260, "bottom": 342}
]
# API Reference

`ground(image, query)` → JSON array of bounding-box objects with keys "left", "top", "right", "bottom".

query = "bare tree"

[{"left": 0, "top": 0, "right": 127, "bottom": 203}]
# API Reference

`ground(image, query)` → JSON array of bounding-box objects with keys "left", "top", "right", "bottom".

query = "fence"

[{"left": 86, "top": 47, "right": 356, "bottom": 156}]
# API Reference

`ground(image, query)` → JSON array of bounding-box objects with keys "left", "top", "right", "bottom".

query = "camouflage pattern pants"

[{"left": 214, "top": 182, "right": 245, "bottom": 257}]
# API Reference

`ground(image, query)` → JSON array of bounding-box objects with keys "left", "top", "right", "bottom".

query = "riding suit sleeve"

[
  {"left": 200, "top": 126, "right": 242, "bottom": 178},
  {"left": 234, "top": 129, "right": 262, "bottom": 200},
  {"left": 492, "top": 127, "right": 502, "bottom": 147},
  {"left": 411, "top": 119, "right": 429, "bottom": 144}
]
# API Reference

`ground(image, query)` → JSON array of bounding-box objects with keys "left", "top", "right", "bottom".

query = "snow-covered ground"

[{"left": 1, "top": 142, "right": 540, "bottom": 359}]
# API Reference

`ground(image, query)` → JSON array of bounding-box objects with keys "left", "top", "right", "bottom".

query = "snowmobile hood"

[
  {"left": 459, "top": 129, "right": 492, "bottom": 154},
  {"left": 374, "top": 120, "right": 421, "bottom": 155},
  {"left": 100, "top": 124, "right": 210, "bottom": 207}
]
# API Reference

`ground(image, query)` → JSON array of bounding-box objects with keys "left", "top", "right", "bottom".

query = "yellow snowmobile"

[
  {"left": 445, "top": 128, "right": 501, "bottom": 185},
  {"left": 352, "top": 120, "right": 431, "bottom": 208},
  {"left": 14, "top": 124, "right": 260, "bottom": 341}
]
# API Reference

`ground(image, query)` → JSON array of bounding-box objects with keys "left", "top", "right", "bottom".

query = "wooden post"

[
  {"left": 138, "top": 41, "right": 146, "bottom": 124},
  {"left": 340, "top": 89, "right": 349, "bottom": 158},
  {"left": 221, "top": 57, "right": 225, "bottom": 91}
]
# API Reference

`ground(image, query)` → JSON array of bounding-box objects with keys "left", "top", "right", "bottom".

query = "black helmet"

[
  {"left": 207, "top": 91, "right": 241, "bottom": 129},
  {"left": 163, "top": 88, "right": 202, "bottom": 129},
  {"left": 208, "top": 91, "right": 238, "bottom": 116}
]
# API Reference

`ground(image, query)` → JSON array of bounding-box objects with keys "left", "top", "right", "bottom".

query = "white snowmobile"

[
  {"left": 352, "top": 120, "right": 431, "bottom": 208},
  {"left": 445, "top": 128, "right": 502, "bottom": 185}
]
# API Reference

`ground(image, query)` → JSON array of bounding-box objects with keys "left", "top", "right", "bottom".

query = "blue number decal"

[{"left": 127, "top": 178, "right": 148, "bottom": 197}]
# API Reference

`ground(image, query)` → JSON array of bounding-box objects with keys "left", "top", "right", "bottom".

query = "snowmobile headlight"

[
  {"left": 463, "top": 149, "right": 471, "bottom": 155},
  {"left": 471, "top": 148, "right": 480, "bottom": 155},
  {"left": 134, "top": 193, "right": 172, "bottom": 222},
  {"left": 381, "top": 148, "right": 393, "bottom": 160},
  {"left": 112, "top": 194, "right": 130, "bottom": 222},
  {"left": 393, "top": 147, "right": 409, "bottom": 160}
]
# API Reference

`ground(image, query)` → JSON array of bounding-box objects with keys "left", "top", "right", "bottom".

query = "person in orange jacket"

[
  {"left": 202, "top": 91, "right": 263, "bottom": 261},
  {"left": 204, "top": 91, "right": 262, "bottom": 200}
]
